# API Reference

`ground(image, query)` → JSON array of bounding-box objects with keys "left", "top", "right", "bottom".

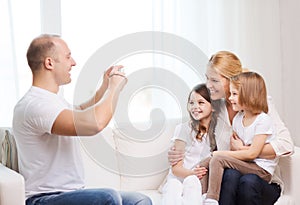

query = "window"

[{"left": 0, "top": 0, "right": 40, "bottom": 126}]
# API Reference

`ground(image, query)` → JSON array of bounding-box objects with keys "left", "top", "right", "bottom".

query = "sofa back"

[
  {"left": 0, "top": 119, "right": 178, "bottom": 191},
  {"left": 80, "top": 120, "right": 179, "bottom": 191}
]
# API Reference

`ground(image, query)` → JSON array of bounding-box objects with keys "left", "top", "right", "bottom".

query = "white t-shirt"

[
  {"left": 167, "top": 122, "right": 211, "bottom": 180},
  {"left": 232, "top": 112, "right": 278, "bottom": 175},
  {"left": 214, "top": 97, "right": 294, "bottom": 192},
  {"left": 214, "top": 97, "right": 294, "bottom": 155},
  {"left": 13, "top": 86, "right": 85, "bottom": 198}
]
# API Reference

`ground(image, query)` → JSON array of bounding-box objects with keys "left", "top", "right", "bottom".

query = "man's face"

[{"left": 52, "top": 38, "right": 76, "bottom": 86}]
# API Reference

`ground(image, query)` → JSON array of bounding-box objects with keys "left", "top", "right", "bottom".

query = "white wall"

[
  {"left": 280, "top": 0, "right": 300, "bottom": 146},
  {"left": 1, "top": 0, "right": 298, "bottom": 146}
]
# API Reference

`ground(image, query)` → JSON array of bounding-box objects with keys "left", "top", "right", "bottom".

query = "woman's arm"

[
  {"left": 215, "top": 134, "right": 268, "bottom": 161},
  {"left": 267, "top": 96, "right": 294, "bottom": 157},
  {"left": 171, "top": 140, "right": 207, "bottom": 179},
  {"left": 230, "top": 132, "right": 277, "bottom": 159},
  {"left": 171, "top": 140, "right": 192, "bottom": 178},
  {"left": 168, "top": 146, "right": 184, "bottom": 166}
]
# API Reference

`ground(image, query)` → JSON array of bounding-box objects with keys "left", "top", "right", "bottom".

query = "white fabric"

[
  {"left": 162, "top": 122, "right": 210, "bottom": 205},
  {"left": 232, "top": 112, "right": 278, "bottom": 175},
  {"left": 1, "top": 129, "right": 18, "bottom": 172},
  {"left": 214, "top": 96, "right": 294, "bottom": 193},
  {"left": 12, "top": 86, "right": 85, "bottom": 198},
  {"left": 214, "top": 99, "right": 232, "bottom": 151},
  {"left": 171, "top": 122, "right": 211, "bottom": 169},
  {"left": 267, "top": 96, "right": 294, "bottom": 157},
  {"left": 0, "top": 164, "right": 25, "bottom": 205},
  {"left": 203, "top": 198, "right": 219, "bottom": 205},
  {"left": 162, "top": 175, "right": 203, "bottom": 205},
  {"left": 0, "top": 126, "right": 299, "bottom": 205}
]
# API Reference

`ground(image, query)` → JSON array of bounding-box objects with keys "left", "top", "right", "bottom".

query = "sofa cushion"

[{"left": 0, "top": 128, "right": 18, "bottom": 172}]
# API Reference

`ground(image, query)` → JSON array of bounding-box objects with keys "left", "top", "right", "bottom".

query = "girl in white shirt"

[
  {"left": 201, "top": 72, "right": 278, "bottom": 205},
  {"left": 162, "top": 84, "right": 216, "bottom": 205}
]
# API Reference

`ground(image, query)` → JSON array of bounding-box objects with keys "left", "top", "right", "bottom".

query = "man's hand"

[
  {"left": 101, "top": 66, "right": 114, "bottom": 90},
  {"left": 108, "top": 65, "right": 127, "bottom": 92},
  {"left": 168, "top": 146, "right": 184, "bottom": 166}
]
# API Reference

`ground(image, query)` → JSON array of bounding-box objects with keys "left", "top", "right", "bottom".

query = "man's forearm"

[{"left": 79, "top": 85, "right": 107, "bottom": 110}]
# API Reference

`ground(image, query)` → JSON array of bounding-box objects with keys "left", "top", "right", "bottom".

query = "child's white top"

[
  {"left": 167, "top": 121, "right": 211, "bottom": 180},
  {"left": 232, "top": 111, "right": 278, "bottom": 175}
]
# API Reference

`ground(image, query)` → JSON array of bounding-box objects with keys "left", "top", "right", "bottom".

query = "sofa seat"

[{"left": 0, "top": 125, "right": 299, "bottom": 205}]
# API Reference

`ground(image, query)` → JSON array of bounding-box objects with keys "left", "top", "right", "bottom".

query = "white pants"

[{"left": 162, "top": 175, "right": 203, "bottom": 205}]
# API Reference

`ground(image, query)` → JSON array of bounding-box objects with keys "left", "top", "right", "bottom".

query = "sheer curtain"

[
  {"left": 0, "top": 0, "right": 284, "bottom": 131},
  {"left": 0, "top": 0, "right": 40, "bottom": 126},
  {"left": 204, "top": 0, "right": 283, "bottom": 112}
]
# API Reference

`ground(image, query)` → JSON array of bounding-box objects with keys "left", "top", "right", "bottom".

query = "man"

[{"left": 13, "top": 34, "right": 152, "bottom": 205}]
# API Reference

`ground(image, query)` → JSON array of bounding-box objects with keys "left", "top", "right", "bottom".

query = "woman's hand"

[{"left": 168, "top": 146, "right": 184, "bottom": 166}]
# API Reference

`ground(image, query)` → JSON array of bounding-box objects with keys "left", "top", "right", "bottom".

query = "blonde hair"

[
  {"left": 230, "top": 72, "right": 268, "bottom": 114},
  {"left": 208, "top": 51, "right": 243, "bottom": 79}
]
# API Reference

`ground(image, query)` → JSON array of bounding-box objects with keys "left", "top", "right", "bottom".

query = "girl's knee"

[
  {"left": 183, "top": 175, "right": 202, "bottom": 190},
  {"left": 163, "top": 178, "right": 183, "bottom": 193},
  {"left": 183, "top": 175, "right": 200, "bottom": 185}
]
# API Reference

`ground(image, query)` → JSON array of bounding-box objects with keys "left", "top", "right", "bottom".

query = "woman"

[{"left": 169, "top": 51, "right": 294, "bottom": 205}]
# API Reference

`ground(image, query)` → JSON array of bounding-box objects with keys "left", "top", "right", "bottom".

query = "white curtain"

[
  {"left": 0, "top": 0, "right": 284, "bottom": 128},
  {"left": 0, "top": 0, "right": 40, "bottom": 126}
]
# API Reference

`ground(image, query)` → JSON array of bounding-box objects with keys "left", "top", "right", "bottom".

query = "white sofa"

[{"left": 0, "top": 124, "right": 299, "bottom": 205}]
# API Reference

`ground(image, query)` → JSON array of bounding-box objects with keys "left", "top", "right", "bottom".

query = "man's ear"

[{"left": 44, "top": 57, "right": 54, "bottom": 70}]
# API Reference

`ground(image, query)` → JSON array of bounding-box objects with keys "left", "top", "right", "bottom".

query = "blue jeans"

[
  {"left": 26, "top": 188, "right": 152, "bottom": 205},
  {"left": 219, "top": 169, "right": 281, "bottom": 205}
]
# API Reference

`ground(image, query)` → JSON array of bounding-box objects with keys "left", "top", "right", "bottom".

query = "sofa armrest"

[
  {"left": 277, "top": 146, "right": 300, "bottom": 204},
  {"left": 0, "top": 163, "right": 25, "bottom": 205}
]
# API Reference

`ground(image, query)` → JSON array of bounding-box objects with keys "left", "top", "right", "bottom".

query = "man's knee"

[
  {"left": 92, "top": 188, "right": 122, "bottom": 204},
  {"left": 120, "top": 191, "right": 152, "bottom": 205},
  {"left": 135, "top": 196, "right": 152, "bottom": 205}
]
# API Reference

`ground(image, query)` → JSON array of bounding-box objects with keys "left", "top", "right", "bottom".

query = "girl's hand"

[
  {"left": 230, "top": 132, "right": 244, "bottom": 151},
  {"left": 193, "top": 165, "right": 207, "bottom": 179}
]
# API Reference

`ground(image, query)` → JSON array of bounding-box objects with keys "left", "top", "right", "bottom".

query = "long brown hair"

[{"left": 188, "top": 84, "right": 217, "bottom": 152}]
